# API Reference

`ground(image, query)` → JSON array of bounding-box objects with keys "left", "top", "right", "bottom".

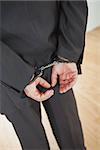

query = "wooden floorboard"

[{"left": 73, "top": 27, "right": 100, "bottom": 150}]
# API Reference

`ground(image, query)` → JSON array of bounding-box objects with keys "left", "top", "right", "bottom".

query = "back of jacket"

[
  {"left": 0, "top": 1, "right": 88, "bottom": 115},
  {"left": 1, "top": 1, "right": 59, "bottom": 67}
]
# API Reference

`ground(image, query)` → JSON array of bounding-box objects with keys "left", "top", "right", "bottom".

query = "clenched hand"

[
  {"left": 24, "top": 62, "right": 78, "bottom": 101},
  {"left": 51, "top": 62, "right": 78, "bottom": 93},
  {"left": 24, "top": 77, "right": 54, "bottom": 102}
]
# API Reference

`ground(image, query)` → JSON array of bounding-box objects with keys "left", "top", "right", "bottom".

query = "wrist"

[{"left": 53, "top": 55, "right": 73, "bottom": 64}]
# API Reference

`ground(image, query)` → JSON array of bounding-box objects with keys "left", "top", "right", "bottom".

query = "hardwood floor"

[
  {"left": 0, "top": 27, "right": 100, "bottom": 150},
  {"left": 73, "top": 27, "right": 100, "bottom": 150}
]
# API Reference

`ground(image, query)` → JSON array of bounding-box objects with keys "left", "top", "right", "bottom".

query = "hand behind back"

[{"left": 24, "top": 62, "right": 78, "bottom": 101}]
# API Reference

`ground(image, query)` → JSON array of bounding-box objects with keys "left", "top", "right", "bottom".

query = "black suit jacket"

[{"left": 0, "top": 1, "right": 88, "bottom": 113}]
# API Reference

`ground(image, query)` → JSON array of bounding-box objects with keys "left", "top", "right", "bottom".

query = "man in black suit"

[{"left": 0, "top": 1, "right": 88, "bottom": 150}]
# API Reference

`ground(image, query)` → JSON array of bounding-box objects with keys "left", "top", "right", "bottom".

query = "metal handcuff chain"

[
  {"left": 29, "top": 61, "right": 58, "bottom": 84},
  {"left": 23, "top": 57, "right": 70, "bottom": 98},
  {"left": 28, "top": 57, "right": 70, "bottom": 85}
]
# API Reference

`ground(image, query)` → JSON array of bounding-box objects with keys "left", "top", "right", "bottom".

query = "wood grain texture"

[
  {"left": 73, "top": 27, "right": 100, "bottom": 150},
  {"left": 0, "top": 27, "right": 100, "bottom": 150}
]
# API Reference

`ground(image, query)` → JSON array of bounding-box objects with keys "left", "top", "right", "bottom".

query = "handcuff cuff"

[
  {"left": 21, "top": 55, "right": 72, "bottom": 98},
  {"left": 29, "top": 55, "right": 71, "bottom": 84}
]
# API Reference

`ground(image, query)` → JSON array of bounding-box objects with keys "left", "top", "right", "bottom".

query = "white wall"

[{"left": 87, "top": 0, "right": 100, "bottom": 31}]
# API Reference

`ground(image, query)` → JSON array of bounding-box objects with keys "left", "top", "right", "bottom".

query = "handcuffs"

[
  {"left": 22, "top": 55, "right": 71, "bottom": 98},
  {"left": 29, "top": 55, "right": 71, "bottom": 85}
]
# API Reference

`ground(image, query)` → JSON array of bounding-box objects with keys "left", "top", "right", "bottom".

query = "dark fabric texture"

[
  {"left": 57, "top": 1, "right": 88, "bottom": 63},
  {"left": 0, "top": 1, "right": 88, "bottom": 93},
  {"left": 0, "top": 1, "right": 88, "bottom": 149},
  {"left": 0, "top": 83, "right": 50, "bottom": 150},
  {"left": 0, "top": 67, "right": 86, "bottom": 149},
  {"left": 0, "top": 41, "right": 35, "bottom": 92}
]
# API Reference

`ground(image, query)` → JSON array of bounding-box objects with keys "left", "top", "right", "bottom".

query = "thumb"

[
  {"left": 36, "top": 77, "right": 51, "bottom": 88},
  {"left": 51, "top": 68, "right": 58, "bottom": 87}
]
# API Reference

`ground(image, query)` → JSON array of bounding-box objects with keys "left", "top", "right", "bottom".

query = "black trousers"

[{"left": 2, "top": 67, "right": 86, "bottom": 150}]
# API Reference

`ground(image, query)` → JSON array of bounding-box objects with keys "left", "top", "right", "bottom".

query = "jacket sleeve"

[
  {"left": 0, "top": 40, "right": 35, "bottom": 94},
  {"left": 56, "top": 0, "right": 88, "bottom": 64}
]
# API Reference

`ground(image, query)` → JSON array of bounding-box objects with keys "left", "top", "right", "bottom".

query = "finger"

[
  {"left": 59, "top": 74, "right": 77, "bottom": 93},
  {"left": 59, "top": 73, "right": 72, "bottom": 92},
  {"left": 59, "top": 72, "right": 76, "bottom": 85},
  {"left": 30, "top": 84, "right": 54, "bottom": 101},
  {"left": 24, "top": 77, "right": 53, "bottom": 101},
  {"left": 69, "top": 72, "right": 77, "bottom": 79},
  {"left": 51, "top": 68, "right": 58, "bottom": 87},
  {"left": 35, "top": 77, "right": 51, "bottom": 88},
  {"left": 60, "top": 73, "right": 77, "bottom": 85},
  {"left": 60, "top": 78, "right": 77, "bottom": 93},
  {"left": 60, "top": 82, "right": 72, "bottom": 93},
  {"left": 33, "top": 89, "right": 54, "bottom": 101},
  {"left": 65, "top": 79, "right": 77, "bottom": 92},
  {"left": 59, "top": 73, "right": 67, "bottom": 84},
  {"left": 60, "top": 78, "right": 72, "bottom": 86},
  {"left": 24, "top": 82, "right": 36, "bottom": 97},
  {"left": 34, "top": 88, "right": 41, "bottom": 97},
  {"left": 40, "top": 89, "right": 54, "bottom": 101},
  {"left": 66, "top": 71, "right": 77, "bottom": 79}
]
